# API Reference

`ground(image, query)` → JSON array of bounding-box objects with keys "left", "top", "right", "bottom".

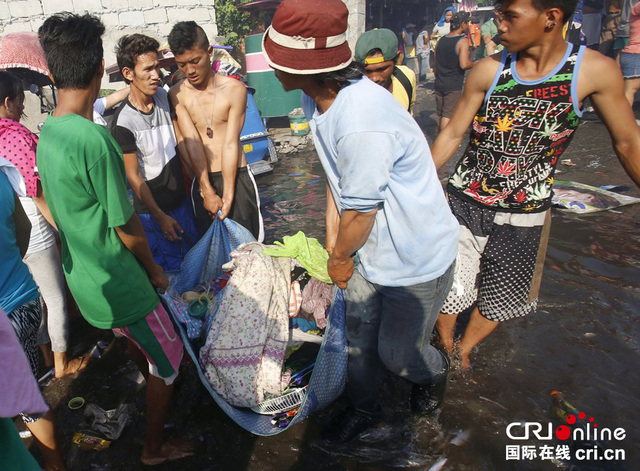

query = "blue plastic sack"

[{"left": 160, "top": 217, "right": 347, "bottom": 436}]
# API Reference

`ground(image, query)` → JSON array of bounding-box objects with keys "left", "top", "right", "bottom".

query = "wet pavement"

[{"left": 21, "top": 83, "right": 640, "bottom": 470}]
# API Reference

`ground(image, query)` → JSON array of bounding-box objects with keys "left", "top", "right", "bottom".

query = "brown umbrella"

[{"left": 0, "top": 31, "right": 52, "bottom": 86}]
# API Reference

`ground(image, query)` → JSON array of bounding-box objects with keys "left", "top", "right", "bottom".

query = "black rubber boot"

[
  {"left": 322, "top": 407, "right": 377, "bottom": 442},
  {"left": 410, "top": 349, "right": 450, "bottom": 415}
]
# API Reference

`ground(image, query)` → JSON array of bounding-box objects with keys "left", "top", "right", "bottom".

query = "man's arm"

[
  {"left": 325, "top": 182, "right": 340, "bottom": 255},
  {"left": 115, "top": 213, "right": 168, "bottom": 290},
  {"left": 172, "top": 117, "right": 195, "bottom": 179},
  {"left": 103, "top": 87, "right": 129, "bottom": 110},
  {"left": 432, "top": 57, "right": 499, "bottom": 169},
  {"left": 432, "top": 46, "right": 437, "bottom": 76},
  {"left": 32, "top": 181, "right": 57, "bottom": 230},
  {"left": 327, "top": 208, "right": 378, "bottom": 289},
  {"left": 483, "top": 33, "right": 498, "bottom": 56},
  {"left": 457, "top": 37, "right": 474, "bottom": 70},
  {"left": 13, "top": 194, "right": 31, "bottom": 258},
  {"left": 169, "top": 85, "right": 221, "bottom": 217},
  {"left": 583, "top": 50, "right": 640, "bottom": 187},
  {"left": 219, "top": 82, "right": 248, "bottom": 219},
  {"left": 122, "top": 152, "right": 184, "bottom": 240}
]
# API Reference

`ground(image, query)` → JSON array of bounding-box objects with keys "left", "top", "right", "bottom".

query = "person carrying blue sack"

[{"left": 263, "top": 0, "right": 460, "bottom": 442}]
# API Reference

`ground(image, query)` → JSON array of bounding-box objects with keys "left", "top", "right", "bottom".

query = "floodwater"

[{"left": 26, "top": 96, "right": 640, "bottom": 470}]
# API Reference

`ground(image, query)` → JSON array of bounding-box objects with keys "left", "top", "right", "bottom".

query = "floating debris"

[{"left": 479, "top": 396, "right": 508, "bottom": 411}]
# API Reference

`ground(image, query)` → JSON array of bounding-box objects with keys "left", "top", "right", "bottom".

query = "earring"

[{"left": 546, "top": 21, "right": 557, "bottom": 29}]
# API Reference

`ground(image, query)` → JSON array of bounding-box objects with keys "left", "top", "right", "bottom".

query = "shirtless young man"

[
  {"left": 432, "top": 0, "right": 640, "bottom": 370},
  {"left": 168, "top": 21, "right": 263, "bottom": 241}
]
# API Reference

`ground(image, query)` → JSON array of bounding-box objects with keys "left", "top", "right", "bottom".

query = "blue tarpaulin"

[{"left": 160, "top": 218, "right": 347, "bottom": 436}]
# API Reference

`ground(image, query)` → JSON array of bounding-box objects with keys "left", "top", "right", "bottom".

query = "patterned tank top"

[{"left": 448, "top": 43, "right": 585, "bottom": 212}]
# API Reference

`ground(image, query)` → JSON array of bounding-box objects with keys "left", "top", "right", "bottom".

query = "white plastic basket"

[{"left": 250, "top": 387, "right": 307, "bottom": 415}]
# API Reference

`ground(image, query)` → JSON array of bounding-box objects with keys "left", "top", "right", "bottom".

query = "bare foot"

[
  {"left": 54, "top": 355, "right": 89, "bottom": 379},
  {"left": 140, "top": 438, "right": 196, "bottom": 466},
  {"left": 437, "top": 338, "right": 454, "bottom": 356},
  {"left": 40, "top": 343, "right": 54, "bottom": 368},
  {"left": 459, "top": 349, "right": 472, "bottom": 372}
]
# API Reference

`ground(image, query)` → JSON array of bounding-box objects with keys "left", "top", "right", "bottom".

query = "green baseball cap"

[{"left": 355, "top": 28, "right": 398, "bottom": 65}]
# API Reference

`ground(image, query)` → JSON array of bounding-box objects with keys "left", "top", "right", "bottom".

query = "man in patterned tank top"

[{"left": 431, "top": 0, "right": 640, "bottom": 371}]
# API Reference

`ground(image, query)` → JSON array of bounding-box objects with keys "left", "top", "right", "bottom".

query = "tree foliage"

[{"left": 214, "top": 0, "right": 259, "bottom": 55}]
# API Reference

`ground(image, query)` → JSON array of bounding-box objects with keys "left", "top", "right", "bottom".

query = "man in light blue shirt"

[{"left": 263, "top": 0, "right": 460, "bottom": 442}]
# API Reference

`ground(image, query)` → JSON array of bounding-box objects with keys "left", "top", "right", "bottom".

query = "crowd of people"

[
  {"left": 2, "top": 15, "right": 257, "bottom": 469},
  {"left": 2, "top": 0, "right": 640, "bottom": 467}
]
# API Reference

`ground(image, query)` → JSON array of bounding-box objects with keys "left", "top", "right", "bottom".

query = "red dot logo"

[
  {"left": 578, "top": 412, "right": 586, "bottom": 419},
  {"left": 589, "top": 417, "right": 594, "bottom": 422},
  {"left": 556, "top": 425, "right": 571, "bottom": 440},
  {"left": 566, "top": 414, "right": 576, "bottom": 424}
]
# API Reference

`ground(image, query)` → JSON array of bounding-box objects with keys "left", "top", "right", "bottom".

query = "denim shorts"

[{"left": 620, "top": 52, "right": 640, "bottom": 79}]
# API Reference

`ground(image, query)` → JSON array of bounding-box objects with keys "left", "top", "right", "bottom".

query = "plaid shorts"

[
  {"left": 113, "top": 304, "right": 183, "bottom": 385},
  {"left": 441, "top": 192, "right": 551, "bottom": 322}
]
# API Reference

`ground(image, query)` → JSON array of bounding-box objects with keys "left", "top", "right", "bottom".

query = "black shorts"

[{"left": 191, "top": 166, "right": 264, "bottom": 242}]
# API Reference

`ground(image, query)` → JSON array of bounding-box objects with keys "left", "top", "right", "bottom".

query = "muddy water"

[
  {"left": 33, "top": 123, "right": 639, "bottom": 470},
  {"left": 257, "top": 147, "right": 640, "bottom": 470}
]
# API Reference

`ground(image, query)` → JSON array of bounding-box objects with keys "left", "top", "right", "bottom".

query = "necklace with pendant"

[
  {"left": 195, "top": 90, "right": 215, "bottom": 138},
  {"left": 132, "top": 98, "right": 155, "bottom": 130}
]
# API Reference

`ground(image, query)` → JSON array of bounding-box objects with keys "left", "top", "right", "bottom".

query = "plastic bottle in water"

[{"left": 549, "top": 389, "right": 580, "bottom": 422}]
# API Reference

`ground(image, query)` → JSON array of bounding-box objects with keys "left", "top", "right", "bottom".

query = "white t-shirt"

[
  {"left": 20, "top": 196, "right": 56, "bottom": 254},
  {"left": 433, "top": 23, "right": 451, "bottom": 37},
  {"left": 416, "top": 30, "right": 430, "bottom": 55},
  {"left": 93, "top": 97, "right": 108, "bottom": 126}
]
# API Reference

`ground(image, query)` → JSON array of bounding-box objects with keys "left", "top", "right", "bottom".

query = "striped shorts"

[
  {"left": 8, "top": 298, "right": 46, "bottom": 423},
  {"left": 113, "top": 304, "right": 183, "bottom": 385}
]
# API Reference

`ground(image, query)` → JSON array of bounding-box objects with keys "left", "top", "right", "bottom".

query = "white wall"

[
  {"left": 0, "top": 0, "right": 218, "bottom": 87},
  {"left": 0, "top": 0, "right": 219, "bottom": 130},
  {"left": 2, "top": 0, "right": 365, "bottom": 131},
  {"left": 345, "top": 0, "right": 365, "bottom": 50}
]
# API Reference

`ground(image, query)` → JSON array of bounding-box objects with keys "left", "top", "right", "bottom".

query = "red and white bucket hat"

[{"left": 262, "top": 0, "right": 354, "bottom": 75}]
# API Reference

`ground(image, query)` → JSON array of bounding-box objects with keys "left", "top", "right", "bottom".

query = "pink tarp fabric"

[
  {"left": 459, "top": 0, "right": 479, "bottom": 12},
  {"left": 0, "top": 32, "right": 49, "bottom": 75}
]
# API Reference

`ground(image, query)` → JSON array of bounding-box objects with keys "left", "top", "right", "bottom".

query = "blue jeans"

[{"left": 344, "top": 263, "right": 454, "bottom": 416}]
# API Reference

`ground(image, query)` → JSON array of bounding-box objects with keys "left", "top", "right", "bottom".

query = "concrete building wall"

[
  {"left": 1, "top": 0, "right": 365, "bottom": 131},
  {"left": 345, "top": 0, "right": 366, "bottom": 50},
  {"left": 0, "top": 0, "right": 219, "bottom": 88},
  {"left": 0, "top": 0, "right": 219, "bottom": 130}
]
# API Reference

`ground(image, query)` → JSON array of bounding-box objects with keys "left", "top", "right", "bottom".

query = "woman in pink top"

[
  {"left": 620, "top": 1, "right": 640, "bottom": 108},
  {"left": 0, "top": 71, "right": 87, "bottom": 378}
]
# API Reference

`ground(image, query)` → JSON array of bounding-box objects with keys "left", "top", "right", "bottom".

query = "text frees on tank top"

[{"left": 448, "top": 43, "right": 585, "bottom": 213}]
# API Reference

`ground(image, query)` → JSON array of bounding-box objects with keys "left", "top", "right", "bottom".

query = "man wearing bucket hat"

[
  {"left": 264, "top": 0, "right": 460, "bottom": 442},
  {"left": 355, "top": 28, "right": 417, "bottom": 114}
]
